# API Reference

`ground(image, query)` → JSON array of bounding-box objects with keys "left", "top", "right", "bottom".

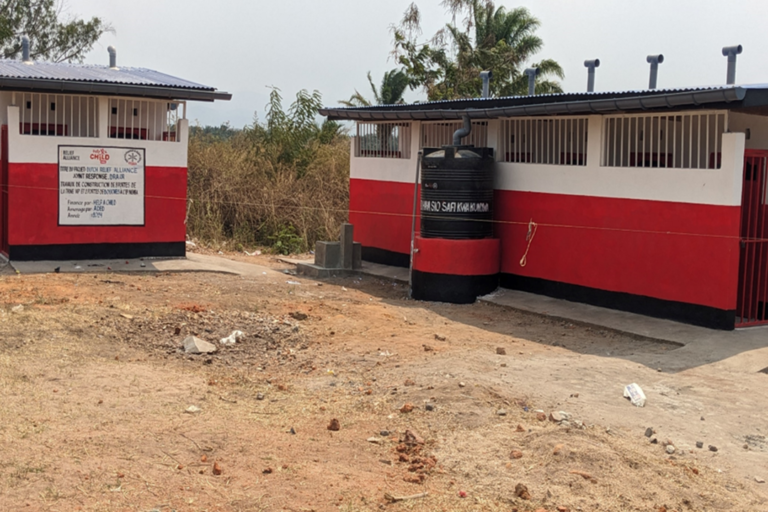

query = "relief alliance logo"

[
  {"left": 124, "top": 149, "right": 142, "bottom": 166},
  {"left": 90, "top": 149, "right": 110, "bottom": 164}
]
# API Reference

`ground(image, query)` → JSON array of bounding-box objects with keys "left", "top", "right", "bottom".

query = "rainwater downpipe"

[
  {"left": 480, "top": 70, "right": 493, "bottom": 98},
  {"left": 525, "top": 68, "right": 540, "bottom": 96},
  {"left": 452, "top": 114, "right": 472, "bottom": 146},
  {"left": 722, "top": 45, "right": 743, "bottom": 85},
  {"left": 584, "top": 59, "right": 600, "bottom": 92},
  {"left": 647, "top": 54, "right": 664, "bottom": 90}
]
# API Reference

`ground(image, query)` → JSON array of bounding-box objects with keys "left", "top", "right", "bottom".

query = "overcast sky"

[{"left": 66, "top": 0, "right": 768, "bottom": 128}]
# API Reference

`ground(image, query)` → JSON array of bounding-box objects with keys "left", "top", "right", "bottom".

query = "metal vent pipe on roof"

[
  {"left": 452, "top": 114, "right": 472, "bottom": 145},
  {"left": 646, "top": 54, "right": 664, "bottom": 90},
  {"left": 480, "top": 70, "right": 492, "bottom": 98},
  {"left": 108, "top": 46, "right": 117, "bottom": 69},
  {"left": 584, "top": 59, "right": 600, "bottom": 92},
  {"left": 722, "top": 45, "right": 743, "bottom": 85},
  {"left": 524, "top": 68, "right": 540, "bottom": 96},
  {"left": 21, "top": 36, "right": 32, "bottom": 63}
]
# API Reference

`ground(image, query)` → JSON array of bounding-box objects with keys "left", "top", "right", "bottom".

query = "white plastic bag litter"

[
  {"left": 624, "top": 383, "right": 647, "bottom": 407},
  {"left": 220, "top": 330, "right": 244, "bottom": 345}
]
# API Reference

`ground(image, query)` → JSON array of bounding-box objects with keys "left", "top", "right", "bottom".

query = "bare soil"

[{"left": 0, "top": 253, "right": 766, "bottom": 512}]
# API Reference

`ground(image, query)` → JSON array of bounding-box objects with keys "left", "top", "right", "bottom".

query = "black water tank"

[{"left": 420, "top": 146, "right": 494, "bottom": 239}]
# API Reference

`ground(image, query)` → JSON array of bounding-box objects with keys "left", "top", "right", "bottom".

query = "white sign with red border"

[{"left": 58, "top": 146, "right": 145, "bottom": 226}]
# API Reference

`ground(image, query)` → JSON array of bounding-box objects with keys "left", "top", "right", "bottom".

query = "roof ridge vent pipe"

[
  {"left": 452, "top": 114, "right": 472, "bottom": 146},
  {"left": 646, "top": 54, "right": 664, "bottom": 90},
  {"left": 722, "top": 45, "right": 743, "bottom": 85},
  {"left": 480, "top": 70, "right": 492, "bottom": 98},
  {"left": 584, "top": 59, "right": 600, "bottom": 92},
  {"left": 21, "top": 36, "right": 32, "bottom": 64},
  {"left": 108, "top": 46, "right": 118, "bottom": 69},
  {"left": 524, "top": 68, "right": 540, "bottom": 96}
]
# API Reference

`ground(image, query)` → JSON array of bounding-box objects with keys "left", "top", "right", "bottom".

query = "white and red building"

[
  {"left": 0, "top": 50, "right": 230, "bottom": 261},
  {"left": 321, "top": 85, "right": 768, "bottom": 330}
]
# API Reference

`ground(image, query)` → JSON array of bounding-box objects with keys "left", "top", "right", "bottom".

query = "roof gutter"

[
  {"left": 0, "top": 77, "right": 232, "bottom": 102},
  {"left": 320, "top": 87, "right": 746, "bottom": 121}
]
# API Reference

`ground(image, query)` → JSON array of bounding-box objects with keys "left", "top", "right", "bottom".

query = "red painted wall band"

[
  {"left": 8, "top": 163, "right": 187, "bottom": 246},
  {"left": 413, "top": 236, "right": 500, "bottom": 276},
  {"left": 494, "top": 190, "right": 741, "bottom": 310},
  {"left": 350, "top": 178, "right": 418, "bottom": 255}
]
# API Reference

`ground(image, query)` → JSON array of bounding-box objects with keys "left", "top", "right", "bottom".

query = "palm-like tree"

[
  {"left": 393, "top": 0, "right": 563, "bottom": 100},
  {"left": 340, "top": 69, "right": 409, "bottom": 107}
]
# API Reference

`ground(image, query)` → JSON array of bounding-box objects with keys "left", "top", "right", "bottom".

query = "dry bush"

[{"left": 187, "top": 89, "right": 350, "bottom": 253}]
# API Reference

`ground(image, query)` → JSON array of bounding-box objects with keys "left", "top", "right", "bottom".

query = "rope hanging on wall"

[{"left": 520, "top": 218, "right": 538, "bottom": 267}]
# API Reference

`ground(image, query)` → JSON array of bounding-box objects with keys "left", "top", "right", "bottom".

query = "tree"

[
  {"left": 339, "top": 69, "right": 409, "bottom": 107},
  {"left": 392, "top": 0, "right": 563, "bottom": 101},
  {"left": 0, "top": 0, "right": 110, "bottom": 62}
]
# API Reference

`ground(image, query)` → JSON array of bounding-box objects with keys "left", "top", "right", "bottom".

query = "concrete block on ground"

[
  {"left": 340, "top": 223, "right": 354, "bottom": 269},
  {"left": 315, "top": 241, "right": 340, "bottom": 268},
  {"left": 353, "top": 242, "right": 362, "bottom": 270}
]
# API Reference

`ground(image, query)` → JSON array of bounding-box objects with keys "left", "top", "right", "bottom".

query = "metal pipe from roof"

[
  {"left": 646, "top": 55, "right": 664, "bottom": 90},
  {"left": 21, "top": 36, "right": 32, "bottom": 64},
  {"left": 452, "top": 114, "right": 472, "bottom": 145},
  {"left": 584, "top": 59, "right": 600, "bottom": 92},
  {"left": 722, "top": 45, "right": 743, "bottom": 85},
  {"left": 108, "top": 46, "right": 117, "bottom": 69},
  {"left": 480, "top": 70, "right": 492, "bottom": 98},
  {"left": 319, "top": 87, "right": 746, "bottom": 121},
  {"left": 524, "top": 68, "right": 540, "bottom": 96}
]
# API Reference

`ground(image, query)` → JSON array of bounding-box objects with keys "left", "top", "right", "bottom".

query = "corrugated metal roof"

[
  {"left": 0, "top": 59, "right": 213, "bottom": 89},
  {"left": 0, "top": 59, "right": 231, "bottom": 101},
  {"left": 320, "top": 84, "right": 768, "bottom": 121}
]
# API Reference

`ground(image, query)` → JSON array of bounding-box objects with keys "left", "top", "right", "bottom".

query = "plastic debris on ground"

[{"left": 624, "top": 383, "right": 647, "bottom": 407}]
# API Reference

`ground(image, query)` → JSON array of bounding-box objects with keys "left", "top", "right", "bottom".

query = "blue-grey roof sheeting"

[
  {"left": 0, "top": 59, "right": 231, "bottom": 101},
  {"left": 320, "top": 84, "right": 767, "bottom": 121}
]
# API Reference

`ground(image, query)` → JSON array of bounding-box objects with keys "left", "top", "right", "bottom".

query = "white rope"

[{"left": 519, "top": 218, "right": 538, "bottom": 267}]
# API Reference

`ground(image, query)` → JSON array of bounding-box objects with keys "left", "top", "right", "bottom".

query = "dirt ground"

[{"left": 1, "top": 251, "right": 767, "bottom": 512}]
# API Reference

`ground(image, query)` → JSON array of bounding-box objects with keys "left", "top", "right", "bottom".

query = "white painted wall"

[
  {"left": 728, "top": 112, "right": 768, "bottom": 151},
  {"left": 6, "top": 100, "right": 188, "bottom": 168},
  {"left": 351, "top": 112, "right": 747, "bottom": 207}
]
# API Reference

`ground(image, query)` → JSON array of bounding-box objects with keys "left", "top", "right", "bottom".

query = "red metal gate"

[
  {"left": 0, "top": 125, "right": 7, "bottom": 256},
  {"left": 736, "top": 151, "right": 768, "bottom": 327}
]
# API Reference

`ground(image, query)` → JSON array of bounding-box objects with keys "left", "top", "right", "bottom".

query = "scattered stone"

[
  {"left": 403, "top": 430, "right": 424, "bottom": 445},
  {"left": 458, "top": 382, "right": 466, "bottom": 388},
  {"left": 458, "top": 490, "right": 467, "bottom": 498},
  {"left": 434, "top": 334, "right": 446, "bottom": 341},
  {"left": 496, "top": 347, "right": 506, "bottom": 355},
  {"left": 367, "top": 437, "right": 383, "bottom": 444},
  {"left": 201, "top": 455, "right": 208, "bottom": 463},
  {"left": 500, "top": 363, "right": 507, "bottom": 367},
  {"left": 11, "top": 305, "right": 23, "bottom": 314},
  {"left": 536, "top": 412, "right": 547, "bottom": 422},
  {"left": 289, "top": 312, "right": 308, "bottom": 321},
  {"left": 120, "top": 313, "right": 133, "bottom": 320},
  {"left": 570, "top": 393, "right": 579, "bottom": 398},
  {"left": 497, "top": 409, "right": 507, "bottom": 416},
  {"left": 514, "top": 483, "right": 531, "bottom": 500},
  {"left": 516, "top": 424, "right": 526, "bottom": 432},
  {"left": 289, "top": 427, "right": 296, "bottom": 435},
  {"left": 756, "top": 476, "right": 765, "bottom": 484},
  {"left": 422, "top": 344, "right": 434, "bottom": 352},
  {"left": 174, "top": 326, "right": 182, "bottom": 336},
  {"left": 553, "top": 444, "right": 565, "bottom": 455},
  {"left": 744, "top": 444, "right": 750, "bottom": 450},
  {"left": 645, "top": 427, "right": 654, "bottom": 438},
  {"left": 212, "top": 462, "right": 222, "bottom": 476},
  {"left": 404, "top": 379, "right": 415, "bottom": 386},
  {"left": 380, "top": 430, "right": 391, "bottom": 437},
  {"left": 327, "top": 418, "right": 341, "bottom": 431},
  {"left": 549, "top": 411, "right": 571, "bottom": 423},
  {"left": 184, "top": 405, "right": 201, "bottom": 414},
  {"left": 666, "top": 445, "right": 676, "bottom": 455},
  {"left": 183, "top": 336, "right": 217, "bottom": 354},
  {"left": 262, "top": 467, "right": 273, "bottom": 474},
  {"left": 709, "top": 445, "right": 718, "bottom": 452},
  {"left": 425, "top": 403, "right": 435, "bottom": 411},
  {"left": 557, "top": 507, "right": 571, "bottom": 512},
  {"left": 696, "top": 441, "right": 704, "bottom": 449},
  {"left": 510, "top": 450, "right": 523, "bottom": 459},
  {"left": 650, "top": 438, "right": 658, "bottom": 444},
  {"left": 400, "top": 403, "right": 414, "bottom": 413},
  {"left": 573, "top": 420, "right": 585, "bottom": 429},
  {"left": 256, "top": 392, "right": 265, "bottom": 401},
  {"left": 701, "top": 416, "right": 705, "bottom": 421}
]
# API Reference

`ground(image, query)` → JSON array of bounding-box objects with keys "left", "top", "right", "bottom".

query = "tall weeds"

[{"left": 187, "top": 89, "right": 350, "bottom": 254}]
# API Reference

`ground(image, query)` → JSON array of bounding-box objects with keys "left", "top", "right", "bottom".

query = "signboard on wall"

[{"left": 58, "top": 146, "right": 145, "bottom": 226}]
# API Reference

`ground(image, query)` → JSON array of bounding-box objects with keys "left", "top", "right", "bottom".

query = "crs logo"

[
  {"left": 90, "top": 149, "right": 110, "bottom": 165},
  {"left": 124, "top": 149, "right": 142, "bottom": 166}
]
